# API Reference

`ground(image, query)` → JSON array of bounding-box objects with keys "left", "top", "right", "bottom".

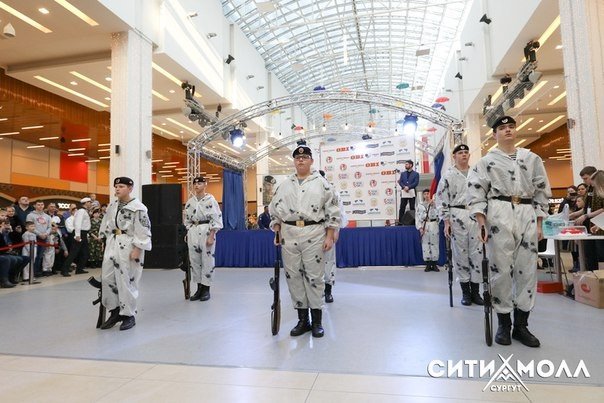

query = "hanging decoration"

[
  {"left": 435, "top": 96, "right": 450, "bottom": 103},
  {"left": 396, "top": 83, "right": 410, "bottom": 90}
]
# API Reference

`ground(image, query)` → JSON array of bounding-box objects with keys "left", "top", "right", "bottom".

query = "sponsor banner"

[{"left": 320, "top": 135, "right": 414, "bottom": 220}]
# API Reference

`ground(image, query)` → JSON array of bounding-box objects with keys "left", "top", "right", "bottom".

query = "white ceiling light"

[
  {"left": 27, "top": 145, "right": 45, "bottom": 149},
  {"left": 0, "top": 1, "right": 52, "bottom": 33},
  {"left": 72, "top": 138, "right": 91, "bottom": 142},
  {"left": 34, "top": 76, "right": 108, "bottom": 108},
  {"left": 22, "top": 125, "right": 44, "bottom": 130},
  {"left": 85, "top": 159, "right": 100, "bottom": 163},
  {"left": 67, "top": 153, "right": 84, "bottom": 156},
  {"left": 166, "top": 118, "right": 198, "bottom": 134},
  {"left": 547, "top": 91, "right": 566, "bottom": 106},
  {"left": 98, "top": 148, "right": 110, "bottom": 152},
  {"left": 98, "top": 143, "right": 110, "bottom": 146},
  {"left": 163, "top": 161, "right": 180, "bottom": 165},
  {"left": 68, "top": 148, "right": 85, "bottom": 151},
  {"left": 514, "top": 81, "right": 548, "bottom": 109},
  {"left": 152, "top": 62, "right": 182, "bottom": 87},
  {"left": 151, "top": 124, "right": 180, "bottom": 139},
  {"left": 515, "top": 118, "right": 534, "bottom": 132},
  {"left": 39, "top": 136, "right": 59, "bottom": 140},
  {"left": 54, "top": 0, "right": 99, "bottom": 26},
  {"left": 38, "top": 8, "right": 50, "bottom": 14},
  {"left": 0, "top": 131, "right": 19, "bottom": 136},
  {"left": 152, "top": 90, "right": 169, "bottom": 101},
  {"left": 70, "top": 71, "right": 111, "bottom": 92},
  {"left": 537, "top": 115, "right": 565, "bottom": 133},
  {"left": 99, "top": 156, "right": 110, "bottom": 160},
  {"left": 0, "top": 118, "right": 7, "bottom": 121}
]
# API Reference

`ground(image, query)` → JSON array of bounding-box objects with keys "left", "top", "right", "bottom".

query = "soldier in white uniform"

[
  {"left": 416, "top": 189, "right": 440, "bottom": 272},
  {"left": 98, "top": 177, "right": 152, "bottom": 331},
  {"left": 270, "top": 145, "right": 340, "bottom": 338},
  {"left": 184, "top": 176, "right": 223, "bottom": 301},
  {"left": 435, "top": 144, "right": 484, "bottom": 306},
  {"left": 319, "top": 170, "right": 347, "bottom": 303},
  {"left": 467, "top": 116, "right": 551, "bottom": 347}
]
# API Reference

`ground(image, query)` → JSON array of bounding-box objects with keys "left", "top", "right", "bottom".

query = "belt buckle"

[
  {"left": 295, "top": 220, "right": 305, "bottom": 227},
  {"left": 115, "top": 229, "right": 123, "bottom": 235},
  {"left": 511, "top": 195, "right": 521, "bottom": 205}
]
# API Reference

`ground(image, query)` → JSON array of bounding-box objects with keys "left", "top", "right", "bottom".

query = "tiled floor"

[
  {"left": 1, "top": 257, "right": 603, "bottom": 402},
  {"left": 1, "top": 354, "right": 603, "bottom": 402}
]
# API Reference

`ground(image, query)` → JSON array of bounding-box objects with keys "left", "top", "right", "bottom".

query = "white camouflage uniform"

[
  {"left": 99, "top": 198, "right": 152, "bottom": 317},
  {"left": 435, "top": 166, "right": 482, "bottom": 282},
  {"left": 416, "top": 200, "right": 439, "bottom": 262},
  {"left": 270, "top": 170, "right": 341, "bottom": 309},
  {"left": 467, "top": 148, "right": 551, "bottom": 314},
  {"left": 324, "top": 197, "right": 348, "bottom": 285},
  {"left": 184, "top": 194, "right": 223, "bottom": 286}
]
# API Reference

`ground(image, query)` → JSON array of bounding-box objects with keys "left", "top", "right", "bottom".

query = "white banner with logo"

[{"left": 319, "top": 136, "right": 414, "bottom": 221}]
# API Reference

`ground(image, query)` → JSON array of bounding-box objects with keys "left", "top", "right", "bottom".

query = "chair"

[{"left": 538, "top": 238, "right": 556, "bottom": 278}]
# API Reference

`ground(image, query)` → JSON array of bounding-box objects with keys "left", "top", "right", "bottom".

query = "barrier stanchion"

[{"left": 27, "top": 241, "right": 41, "bottom": 285}]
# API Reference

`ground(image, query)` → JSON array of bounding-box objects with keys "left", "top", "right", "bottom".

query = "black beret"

[
  {"left": 193, "top": 176, "right": 206, "bottom": 184},
  {"left": 491, "top": 115, "right": 516, "bottom": 131},
  {"left": 292, "top": 145, "right": 312, "bottom": 158},
  {"left": 114, "top": 177, "right": 134, "bottom": 186},
  {"left": 452, "top": 144, "right": 469, "bottom": 154}
]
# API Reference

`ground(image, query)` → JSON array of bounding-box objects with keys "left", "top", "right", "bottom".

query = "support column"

[
  {"left": 559, "top": 0, "right": 604, "bottom": 180},
  {"left": 110, "top": 30, "right": 153, "bottom": 198},
  {"left": 465, "top": 113, "right": 483, "bottom": 166}
]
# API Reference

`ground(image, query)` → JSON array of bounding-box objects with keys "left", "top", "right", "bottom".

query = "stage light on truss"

[
  {"left": 229, "top": 128, "right": 245, "bottom": 148},
  {"left": 402, "top": 114, "right": 418, "bottom": 136},
  {"left": 322, "top": 123, "right": 326, "bottom": 132}
]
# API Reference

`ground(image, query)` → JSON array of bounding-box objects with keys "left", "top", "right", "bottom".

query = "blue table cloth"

[{"left": 215, "top": 226, "right": 446, "bottom": 268}]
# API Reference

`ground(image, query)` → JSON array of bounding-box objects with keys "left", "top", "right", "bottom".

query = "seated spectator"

[
  {"left": 558, "top": 186, "right": 578, "bottom": 213},
  {"left": 1, "top": 218, "right": 30, "bottom": 286}
]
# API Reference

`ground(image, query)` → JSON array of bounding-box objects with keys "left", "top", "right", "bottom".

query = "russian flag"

[{"left": 429, "top": 139, "right": 451, "bottom": 198}]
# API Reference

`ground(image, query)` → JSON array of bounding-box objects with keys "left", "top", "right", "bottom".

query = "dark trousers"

[
  {"left": 398, "top": 197, "right": 416, "bottom": 224},
  {"left": 33, "top": 239, "right": 45, "bottom": 275},
  {"left": 0, "top": 254, "right": 29, "bottom": 282},
  {"left": 584, "top": 239, "right": 604, "bottom": 270},
  {"left": 62, "top": 231, "right": 89, "bottom": 273}
]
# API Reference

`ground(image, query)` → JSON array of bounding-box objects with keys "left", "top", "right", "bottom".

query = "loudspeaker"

[
  {"left": 144, "top": 245, "right": 185, "bottom": 269},
  {"left": 401, "top": 210, "right": 415, "bottom": 226},
  {"left": 142, "top": 184, "right": 183, "bottom": 225},
  {"left": 145, "top": 224, "right": 187, "bottom": 269}
]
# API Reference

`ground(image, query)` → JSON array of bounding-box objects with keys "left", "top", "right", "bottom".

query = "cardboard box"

[{"left": 573, "top": 270, "right": 604, "bottom": 309}]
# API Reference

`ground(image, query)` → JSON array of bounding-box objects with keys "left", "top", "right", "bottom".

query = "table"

[
  {"left": 215, "top": 226, "right": 447, "bottom": 268},
  {"left": 544, "top": 234, "right": 604, "bottom": 282}
]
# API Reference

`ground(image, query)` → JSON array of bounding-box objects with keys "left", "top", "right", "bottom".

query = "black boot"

[
  {"left": 470, "top": 282, "right": 484, "bottom": 305},
  {"left": 290, "top": 308, "right": 312, "bottom": 336},
  {"left": 100, "top": 308, "right": 122, "bottom": 330},
  {"left": 512, "top": 309, "right": 540, "bottom": 347},
  {"left": 1, "top": 280, "right": 16, "bottom": 288},
  {"left": 190, "top": 283, "right": 202, "bottom": 301},
  {"left": 325, "top": 284, "right": 334, "bottom": 303},
  {"left": 431, "top": 262, "right": 440, "bottom": 272},
  {"left": 199, "top": 284, "right": 211, "bottom": 301},
  {"left": 119, "top": 316, "right": 136, "bottom": 331},
  {"left": 495, "top": 313, "right": 512, "bottom": 345},
  {"left": 310, "top": 309, "right": 324, "bottom": 338},
  {"left": 460, "top": 282, "right": 472, "bottom": 306},
  {"left": 424, "top": 261, "right": 432, "bottom": 272}
]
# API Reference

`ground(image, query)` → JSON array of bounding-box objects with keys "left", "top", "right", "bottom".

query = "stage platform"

[{"left": 216, "top": 226, "right": 446, "bottom": 268}]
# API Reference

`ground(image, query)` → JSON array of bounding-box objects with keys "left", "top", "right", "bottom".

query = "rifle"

[
  {"left": 88, "top": 276, "right": 106, "bottom": 329},
  {"left": 481, "top": 226, "right": 493, "bottom": 346},
  {"left": 445, "top": 234, "right": 453, "bottom": 307},
  {"left": 181, "top": 243, "right": 191, "bottom": 300},
  {"left": 269, "top": 231, "right": 282, "bottom": 335}
]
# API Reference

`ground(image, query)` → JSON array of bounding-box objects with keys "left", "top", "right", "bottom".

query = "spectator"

[
  {"left": 26, "top": 201, "right": 51, "bottom": 276},
  {"left": 1, "top": 218, "right": 30, "bottom": 287},
  {"left": 574, "top": 166, "right": 604, "bottom": 270},
  {"left": 258, "top": 206, "right": 271, "bottom": 229},
  {"left": 88, "top": 209, "right": 104, "bottom": 268},
  {"left": 5, "top": 206, "right": 22, "bottom": 251},
  {"left": 14, "top": 196, "right": 33, "bottom": 229},
  {"left": 577, "top": 183, "right": 588, "bottom": 197},
  {"left": 89, "top": 194, "right": 101, "bottom": 211},
  {"left": 21, "top": 221, "right": 37, "bottom": 281},
  {"left": 558, "top": 186, "right": 578, "bottom": 213}
]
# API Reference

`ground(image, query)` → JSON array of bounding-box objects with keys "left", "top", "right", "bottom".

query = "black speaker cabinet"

[
  {"left": 142, "top": 184, "right": 183, "bottom": 225},
  {"left": 401, "top": 210, "right": 416, "bottom": 226},
  {"left": 144, "top": 224, "right": 186, "bottom": 269}
]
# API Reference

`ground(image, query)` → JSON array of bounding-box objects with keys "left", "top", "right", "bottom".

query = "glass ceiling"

[{"left": 222, "top": 0, "right": 471, "bottom": 130}]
